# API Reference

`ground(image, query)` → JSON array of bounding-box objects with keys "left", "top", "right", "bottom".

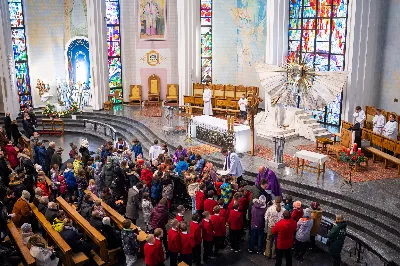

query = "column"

[
  {"left": 177, "top": 0, "right": 201, "bottom": 105},
  {"left": 86, "top": 0, "right": 109, "bottom": 110},
  {"left": 0, "top": 1, "right": 20, "bottom": 117}
]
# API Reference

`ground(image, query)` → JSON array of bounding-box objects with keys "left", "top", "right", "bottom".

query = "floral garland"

[{"left": 42, "top": 101, "right": 79, "bottom": 118}]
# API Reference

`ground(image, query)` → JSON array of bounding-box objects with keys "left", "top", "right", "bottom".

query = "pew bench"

[
  {"left": 56, "top": 196, "right": 109, "bottom": 265},
  {"left": 365, "top": 147, "right": 400, "bottom": 175},
  {"left": 84, "top": 190, "right": 147, "bottom": 242},
  {"left": 7, "top": 221, "right": 36, "bottom": 266},
  {"left": 30, "top": 203, "right": 89, "bottom": 266}
]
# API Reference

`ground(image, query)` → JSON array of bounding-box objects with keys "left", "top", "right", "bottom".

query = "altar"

[{"left": 190, "top": 115, "right": 255, "bottom": 153}]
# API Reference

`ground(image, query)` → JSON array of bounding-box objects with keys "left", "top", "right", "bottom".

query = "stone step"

[
  {"left": 313, "top": 127, "right": 329, "bottom": 134},
  {"left": 257, "top": 131, "right": 298, "bottom": 140}
]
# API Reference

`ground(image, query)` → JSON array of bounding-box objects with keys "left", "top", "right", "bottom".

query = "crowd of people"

[{"left": 0, "top": 121, "right": 348, "bottom": 266}]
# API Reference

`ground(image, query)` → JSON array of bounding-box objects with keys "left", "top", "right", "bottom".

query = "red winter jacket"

[
  {"left": 190, "top": 221, "right": 202, "bottom": 245},
  {"left": 180, "top": 232, "right": 194, "bottom": 254},
  {"left": 4, "top": 144, "right": 19, "bottom": 168},
  {"left": 291, "top": 208, "right": 304, "bottom": 222},
  {"left": 141, "top": 168, "right": 153, "bottom": 189},
  {"left": 201, "top": 219, "right": 214, "bottom": 242},
  {"left": 228, "top": 210, "right": 243, "bottom": 231},
  {"left": 154, "top": 238, "right": 165, "bottom": 262},
  {"left": 204, "top": 198, "right": 217, "bottom": 215},
  {"left": 176, "top": 214, "right": 184, "bottom": 223},
  {"left": 238, "top": 197, "right": 249, "bottom": 215},
  {"left": 168, "top": 228, "right": 181, "bottom": 253},
  {"left": 36, "top": 181, "right": 50, "bottom": 197},
  {"left": 144, "top": 243, "right": 162, "bottom": 266},
  {"left": 195, "top": 191, "right": 205, "bottom": 211},
  {"left": 215, "top": 181, "right": 223, "bottom": 196},
  {"left": 211, "top": 214, "right": 226, "bottom": 236},
  {"left": 272, "top": 218, "right": 297, "bottom": 249}
]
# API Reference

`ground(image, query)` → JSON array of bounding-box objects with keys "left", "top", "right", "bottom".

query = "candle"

[
  {"left": 342, "top": 146, "right": 346, "bottom": 152},
  {"left": 346, "top": 148, "right": 350, "bottom": 156},
  {"left": 357, "top": 148, "right": 361, "bottom": 156},
  {"left": 190, "top": 115, "right": 193, "bottom": 119},
  {"left": 353, "top": 143, "right": 357, "bottom": 152}
]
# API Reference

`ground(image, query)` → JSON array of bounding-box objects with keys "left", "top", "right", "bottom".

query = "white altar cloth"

[
  {"left": 191, "top": 115, "right": 255, "bottom": 153},
  {"left": 294, "top": 150, "right": 328, "bottom": 165}
]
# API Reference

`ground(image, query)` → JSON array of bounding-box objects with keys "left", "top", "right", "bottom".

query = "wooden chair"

[
  {"left": 193, "top": 83, "right": 204, "bottom": 97},
  {"left": 184, "top": 96, "right": 195, "bottom": 106},
  {"left": 247, "top": 86, "right": 259, "bottom": 96},
  {"left": 129, "top": 85, "right": 142, "bottom": 105},
  {"left": 327, "top": 128, "right": 352, "bottom": 161},
  {"left": 212, "top": 84, "right": 225, "bottom": 99},
  {"left": 56, "top": 196, "right": 109, "bottom": 265},
  {"left": 148, "top": 74, "right": 161, "bottom": 103},
  {"left": 235, "top": 85, "right": 247, "bottom": 99},
  {"left": 224, "top": 85, "right": 236, "bottom": 99},
  {"left": 7, "top": 221, "right": 36, "bottom": 266},
  {"left": 30, "top": 203, "right": 89, "bottom": 266},
  {"left": 166, "top": 84, "right": 179, "bottom": 104}
]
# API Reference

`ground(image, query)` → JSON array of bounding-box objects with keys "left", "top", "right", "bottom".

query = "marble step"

[{"left": 257, "top": 131, "right": 299, "bottom": 140}]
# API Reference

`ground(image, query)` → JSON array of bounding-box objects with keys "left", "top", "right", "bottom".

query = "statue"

[
  {"left": 271, "top": 136, "right": 285, "bottom": 169},
  {"left": 36, "top": 79, "right": 52, "bottom": 102}
]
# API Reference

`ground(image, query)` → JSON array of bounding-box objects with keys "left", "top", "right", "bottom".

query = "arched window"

[
  {"left": 106, "top": 0, "right": 123, "bottom": 103},
  {"left": 289, "top": 0, "right": 348, "bottom": 126},
  {"left": 201, "top": 0, "right": 212, "bottom": 84},
  {"left": 8, "top": 0, "right": 31, "bottom": 110}
]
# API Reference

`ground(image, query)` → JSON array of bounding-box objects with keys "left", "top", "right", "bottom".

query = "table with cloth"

[
  {"left": 190, "top": 115, "right": 255, "bottom": 153},
  {"left": 294, "top": 150, "right": 329, "bottom": 179}
]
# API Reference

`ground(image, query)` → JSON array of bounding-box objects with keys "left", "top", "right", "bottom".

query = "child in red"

[
  {"left": 215, "top": 176, "right": 223, "bottom": 199},
  {"left": 204, "top": 190, "right": 217, "bottom": 215},
  {"left": 195, "top": 183, "right": 206, "bottom": 216},
  {"left": 211, "top": 205, "right": 226, "bottom": 256},
  {"left": 228, "top": 203, "right": 243, "bottom": 252},
  {"left": 217, "top": 198, "right": 228, "bottom": 221},
  {"left": 202, "top": 211, "right": 214, "bottom": 263},
  {"left": 190, "top": 213, "right": 202, "bottom": 265},
  {"left": 179, "top": 222, "right": 194, "bottom": 266},
  {"left": 4, "top": 141, "right": 19, "bottom": 169},
  {"left": 144, "top": 234, "right": 163, "bottom": 266},
  {"left": 176, "top": 205, "right": 185, "bottom": 222},
  {"left": 168, "top": 219, "right": 181, "bottom": 266},
  {"left": 36, "top": 175, "right": 50, "bottom": 197},
  {"left": 153, "top": 228, "right": 166, "bottom": 264},
  {"left": 238, "top": 188, "right": 250, "bottom": 227},
  {"left": 228, "top": 192, "right": 242, "bottom": 215}
]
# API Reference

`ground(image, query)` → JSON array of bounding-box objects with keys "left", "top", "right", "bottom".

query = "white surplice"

[
  {"left": 383, "top": 121, "right": 399, "bottom": 140},
  {"left": 149, "top": 145, "right": 162, "bottom": 160},
  {"left": 372, "top": 114, "right": 386, "bottom": 134},
  {"left": 203, "top": 88, "right": 213, "bottom": 116},
  {"left": 223, "top": 152, "right": 244, "bottom": 177},
  {"left": 353, "top": 110, "right": 366, "bottom": 127}
]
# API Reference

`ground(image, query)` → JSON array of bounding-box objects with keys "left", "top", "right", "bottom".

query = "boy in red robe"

[
  {"left": 204, "top": 190, "right": 217, "bottom": 215},
  {"left": 190, "top": 213, "right": 202, "bottom": 265},
  {"left": 144, "top": 234, "right": 163, "bottom": 266},
  {"left": 176, "top": 205, "right": 185, "bottom": 222},
  {"left": 168, "top": 219, "right": 181, "bottom": 266},
  {"left": 228, "top": 203, "right": 243, "bottom": 252},
  {"left": 154, "top": 228, "right": 166, "bottom": 264},
  {"left": 202, "top": 211, "right": 214, "bottom": 263},
  {"left": 195, "top": 183, "right": 206, "bottom": 216},
  {"left": 217, "top": 198, "right": 228, "bottom": 221},
  {"left": 179, "top": 222, "right": 194, "bottom": 266},
  {"left": 211, "top": 205, "right": 226, "bottom": 256}
]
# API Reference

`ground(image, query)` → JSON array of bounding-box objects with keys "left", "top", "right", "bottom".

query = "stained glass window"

[
  {"left": 106, "top": 0, "right": 123, "bottom": 103},
  {"left": 289, "top": 0, "right": 348, "bottom": 126},
  {"left": 201, "top": 0, "right": 212, "bottom": 84},
  {"left": 8, "top": 0, "right": 31, "bottom": 110}
]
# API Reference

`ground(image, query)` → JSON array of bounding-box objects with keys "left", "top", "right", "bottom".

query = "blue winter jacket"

[
  {"left": 150, "top": 180, "right": 162, "bottom": 199},
  {"left": 37, "top": 146, "right": 46, "bottom": 170},
  {"left": 130, "top": 143, "right": 143, "bottom": 158},
  {"left": 64, "top": 169, "right": 77, "bottom": 189},
  {"left": 175, "top": 161, "right": 189, "bottom": 176}
]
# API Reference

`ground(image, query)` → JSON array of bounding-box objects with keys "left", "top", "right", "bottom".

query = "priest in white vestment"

[
  {"left": 203, "top": 86, "right": 213, "bottom": 116},
  {"left": 383, "top": 114, "right": 399, "bottom": 140},
  {"left": 372, "top": 109, "right": 386, "bottom": 134},
  {"left": 353, "top": 106, "right": 366, "bottom": 127},
  {"left": 221, "top": 149, "right": 244, "bottom": 185}
]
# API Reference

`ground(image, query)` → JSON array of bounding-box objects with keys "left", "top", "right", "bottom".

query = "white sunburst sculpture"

[{"left": 256, "top": 55, "right": 349, "bottom": 111}]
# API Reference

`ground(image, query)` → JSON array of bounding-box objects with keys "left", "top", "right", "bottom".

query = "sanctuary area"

[{"left": 0, "top": 1, "right": 399, "bottom": 266}]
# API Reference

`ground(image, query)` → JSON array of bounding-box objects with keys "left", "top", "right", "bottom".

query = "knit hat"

[
  {"left": 258, "top": 195, "right": 266, "bottom": 204},
  {"left": 293, "top": 201, "right": 302, "bottom": 209},
  {"left": 303, "top": 208, "right": 311, "bottom": 218},
  {"left": 22, "top": 190, "right": 31, "bottom": 200},
  {"left": 102, "top": 217, "right": 111, "bottom": 226},
  {"left": 311, "top": 201, "right": 320, "bottom": 210},
  {"left": 21, "top": 223, "right": 32, "bottom": 233}
]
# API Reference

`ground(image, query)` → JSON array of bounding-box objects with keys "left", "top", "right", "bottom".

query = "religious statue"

[
  {"left": 36, "top": 79, "right": 52, "bottom": 102},
  {"left": 144, "top": 0, "right": 159, "bottom": 36}
]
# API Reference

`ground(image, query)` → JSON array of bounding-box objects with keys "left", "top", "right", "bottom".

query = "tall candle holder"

[{"left": 185, "top": 105, "right": 193, "bottom": 143}]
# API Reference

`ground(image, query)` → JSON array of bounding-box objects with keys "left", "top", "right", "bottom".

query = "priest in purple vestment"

[
  {"left": 255, "top": 166, "right": 282, "bottom": 197},
  {"left": 173, "top": 145, "right": 187, "bottom": 163}
]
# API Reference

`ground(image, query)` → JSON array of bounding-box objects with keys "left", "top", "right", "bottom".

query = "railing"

[{"left": 83, "top": 119, "right": 117, "bottom": 141}]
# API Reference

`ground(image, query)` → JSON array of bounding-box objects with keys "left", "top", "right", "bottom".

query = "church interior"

[{"left": 0, "top": 0, "right": 399, "bottom": 266}]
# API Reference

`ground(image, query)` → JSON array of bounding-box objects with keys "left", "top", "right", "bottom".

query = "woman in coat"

[
  {"left": 11, "top": 120, "right": 21, "bottom": 146},
  {"left": 4, "top": 141, "right": 19, "bottom": 169},
  {"left": 150, "top": 198, "right": 169, "bottom": 234},
  {"left": 12, "top": 190, "right": 32, "bottom": 227},
  {"left": 310, "top": 202, "right": 323, "bottom": 250},
  {"left": 22, "top": 113, "right": 35, "bottom": 139},
  {"left": 125, "top": 183, "right": 143, "bottom": 225},
  {"left": 27, "top": 234, "right": 59, "bottom": 266}
]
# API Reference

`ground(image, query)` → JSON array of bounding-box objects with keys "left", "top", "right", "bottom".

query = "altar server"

[
  {"left": 149, "top": 139, "right": 162, "bottom": 160},
  {"left": 203, "top": 86, "right": 213, "bottom": 116},
  {"left": 353, "top": 106, "right": 366, "bottom": 127},
  {"left": 238, "top": 94, "right": 248, "bottom": 121},
  {"left": 383, "top": 114, "right": 398, "bottom": 140},
  {"left": 221, "top": 149, "right": 244, "bottom": 185},
  {"left": 372, "top": 109, "right": 386, "bottom": 134}
]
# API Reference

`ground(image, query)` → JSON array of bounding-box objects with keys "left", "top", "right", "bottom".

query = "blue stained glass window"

[
  {"left": 201, "top": 0, "right": 212, "bottom": 84},
  {"left": 8, "top": 0, "right": 31, "bottom": 110},
  {"left": 289, "top": 0, "right": 349, "bottom": 126},
  {"left": 106, "top": 0, "right": 123, "bottom": 103}
]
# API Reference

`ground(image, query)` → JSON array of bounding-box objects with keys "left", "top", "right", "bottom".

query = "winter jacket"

[
  {"left": 211, "top": 214, "right": 226, "bottom": 236},
  {"left": 187, "top": 182, "right": 199, "bottom": 198},
  {"left": 52, "top": 217, "right": 64, "bottom": 232},
  {"left": 251, "top": 201, "right": 267, "bottom": 230},
  {"left": 150, "top": 203, "right": 169, "bottom": 232},
  {"left": 50, "top": 170, "right": 60, "bottom": 191},
  {"left": 11, "top": 123, "right": 21, "bottom": 143},
  {"left": 76, "top": 175, "right": 88, "bottom": 191},
  {"left": 45, "top": 207, "right": 59, "bottom": 222},
  {"left": 296, "top": 217, "right": 314, "bottom": 242},
  {"left": 37, "top": 146, "right": 47, "bottom": 170},
  {"left": 60, "top": 226, "right": 89, "bottom": 254},
  {"left": 310, "top": 209, "right": 323, "bottom": 236},
  {"left": 121, "top": 228, "right": 139, "bottom": 255},
  {"left": 79, "top": 146, "right": 91, "bottom": 165},
  {"left": 102, "top": 224, "right": 121, "bottom": 249},
  {"left": 51, "top": 153, "right": 62, "bottom": 170},
  {"left": 141, "top": 168, "right": 153, "bottom": 189},
  {"left": 150, "top": 180, "right": 162, "bottom": 200},
  {"left": 19, "top": 153, "right": 35, "bottom": 176},
  {"left": 36, "top": 181, "right": 49, "bottom": 197},
  {"left": 291, "top": 208, "right": 304, "bottom": 222},
  {"left": 38, "top": 202, "right": 47, "bottom": 214},
  {"left": 272, "top": 218, "right": 297, "bottom": 250},
  {"left": 327, "top": 221, "right": 347, "bottom": 256},
  {"left": 175, "top": 161, "right": 189, "bottom": 176},
  {"left": 220, "top": 182, "right": 232, "bottom": 205},
  {"left": 228, "top": 210, "right": 243, "bottom": 230},
  {"left": 64, "top": 169, "right": 77, "bottom": 190},
  {"left": 80, "top": 199, "right": 93, "bottom": 221},
  {"left": 126, "top": 186, "right": 141, "bottom": 220},
  {"left": 29, "top": 245, "right": 59, "bottom": 266},
  {"left": 142, "top": 199, "right": 153, "bottom": 224},
  {"left": 100, "top": 162, "right": 114, "bottom": 188},
  {"left": 194, "top": 158, "right": 205, "bottom": 174},
  {"left": 284, "top": 201, "right": 293, "bottom": 213},
  {"left": 4, "top": 144, "right": 19, "bottom": 168},
  {"left": 265, "top": 204, "right": 284, "bottom": 229},
  {"left": 89, "top": 216, "right": 103, "bottom": 232},
  {"left": 22, "top": 119, "right": 35, "bottom": 139},
  {"left": 162, "top": 182, "right": 174, "bottom": 200},
  {"left": 93, "top": 161, "right": 103, "bottom": 189},
  {"left": 58, "top": 176, "right": 68, "bottom": 195},
  {"left": 12, "top": 198, "right": 31, "bottom": 227},
  {"left": 130, "top": 143, "right": 143, "bottom": 158},
  {"left": 45, "top": 147, "right": 55, "bottom": 173}
]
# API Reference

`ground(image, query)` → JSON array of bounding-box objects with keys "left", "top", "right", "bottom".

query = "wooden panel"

[
  {"left": 235, "top": 85, "right": 247, "bottom": 99},
  {"left": 225, "top": 85, "right": 235, "bottom": 98},
  {"left": 183, "top": 96, "right": 194, "bottom": 105},
  {"left": 193, "top": 83, "right": 204, "bottom": 96},
  {"left": 213, "top": 84, "right": 225, "bottom": 98},
  {"left": 7, "top": 221, "right": 36, "bottom": 266},
  {"left": 194, "top": 97, "right": 204, "bottom": 106}
]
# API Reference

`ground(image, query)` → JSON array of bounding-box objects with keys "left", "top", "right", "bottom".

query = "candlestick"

[
  {"left": 346, "top": 148, "right": 350, "bottom": 156},
  {"left": 357, "top": 148, "right": 361, "bottom": 156}
]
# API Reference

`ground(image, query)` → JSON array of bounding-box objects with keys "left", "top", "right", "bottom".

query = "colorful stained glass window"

[
  {"left": 9, "top": 0, "right": 31, "bottom": 110},
  {"left": 201, "top": 0, "right": 212, "bottom": 84},
  {"left": 106, "top": 0, "right": 123, "bottom": 103},
  {"left": 289, "top": 0, "right": 348, "bottom": 126}
]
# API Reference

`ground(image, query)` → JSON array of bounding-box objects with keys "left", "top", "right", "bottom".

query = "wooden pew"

[
  {"left": 84, "top": 190, "right": 147, "bottom": 242},
  {"left": 56, "top": 196, "right": 108, "bottom": 265},
  {"left": 29, "top": 203, "right": 89, "bottom": 266},
  {"left": 7, "top": 221, "right": 36, "bottom": 266},
  {"left": 365, "top": 147, "right": 400, "bottom": 175}
]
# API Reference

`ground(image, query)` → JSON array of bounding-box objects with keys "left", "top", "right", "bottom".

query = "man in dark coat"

[
  {"left": 327, "top": 214, "right": 347, "bottom": 266},
  {"left": 4, "top": 113, "right": 12, "bottom": 140},
  {"left": 0, "top": 128, "right": 9, "bottom": 151},
  {"left": 125, "top": 183, "right": 143, "bottom": 225},
  {"left": 247, "top": 179, "right": 271, "bottom": 227},
  {"left": 51, "top": 147, "right": 63, "bottom": 169},
  {"left": 0, "top": 151, "right": 12, "bottom": 187},
  {"left": 89, "top": 211, "right": 103, "bottom": 232},
  {"left": 11, "top": 120, "right": 21, "bottom": 146},
  {"left": 45, "top": 142, "right": 56, "bottom": 175}
]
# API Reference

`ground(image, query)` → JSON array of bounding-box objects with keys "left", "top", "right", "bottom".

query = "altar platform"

[{"left": 190, "top": 115, "right": 255, "bottom": 153}]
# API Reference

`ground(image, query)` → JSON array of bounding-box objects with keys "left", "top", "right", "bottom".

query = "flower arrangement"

[
  {"left": 42, "top": 101, "right": 79, "bottom": 118},
  {"left": 338, "top": 146, "right": 367, "bottom": 165}
]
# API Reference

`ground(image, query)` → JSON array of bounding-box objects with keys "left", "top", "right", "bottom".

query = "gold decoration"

[
  {"left": 36, "top": 79, "right": 49, "bottom": 97},
  {"left": 140, "top": 50, "right": 167, "bottom": 67}
]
